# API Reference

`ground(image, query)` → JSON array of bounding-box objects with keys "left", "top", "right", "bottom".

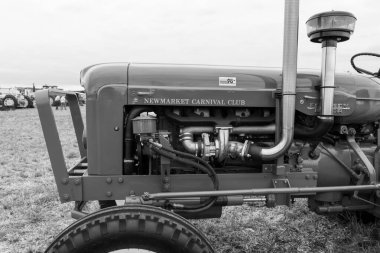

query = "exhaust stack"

[{"left": 245, "top": 0, "right": 299, "bottom": 160}]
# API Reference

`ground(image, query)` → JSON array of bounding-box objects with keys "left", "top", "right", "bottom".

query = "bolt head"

[
  {"left": 106, "top": 177, "right": 112, "bottom": 184},
  {"left": 118, "top": 177, "right": 124, "bottom": 183},
  {"left": 106, "top": 191, "right": 112, "bottom": 197}
]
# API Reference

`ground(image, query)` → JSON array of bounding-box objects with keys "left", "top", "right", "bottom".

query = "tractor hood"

[{"left": 81, "top": 63, "right": 380, "bottom": 122}]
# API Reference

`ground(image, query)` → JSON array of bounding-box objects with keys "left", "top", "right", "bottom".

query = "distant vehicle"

[
  {"left": 0, "top": 87, "right": 33, "bottom": 110},
  {"left": 17, "top": 87, "right": 36, "bottom": 107},
  {"left": 0, "top": 84, "right": 85, "bottom": 109}
]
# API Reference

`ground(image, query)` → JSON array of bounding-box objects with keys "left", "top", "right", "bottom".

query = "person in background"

[
  {"left": 60, "top": 95, "right": 67, "bottom": 110},
  {"left": 55, "top": 95, "right": 61, "bottom": 110}
]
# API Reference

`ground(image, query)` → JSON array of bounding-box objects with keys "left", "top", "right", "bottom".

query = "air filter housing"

[{"left": 306, "top": 11, "right": 356, "bottom": 42}]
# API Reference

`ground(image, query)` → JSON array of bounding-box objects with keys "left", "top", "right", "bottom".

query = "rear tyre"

[
  {"left": 45, "top": 205, "right": 214, "bottom": 253},
  {"left": 2, "top": 95, "right": 17, "bottom": 110},
  {"left": 24, "top": 95, "right": 34, "bottom": 108}
]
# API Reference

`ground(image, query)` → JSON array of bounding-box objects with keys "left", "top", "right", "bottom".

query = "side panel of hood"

[{"left": 127, "top": 63, "right": 282, "bottom": 107}]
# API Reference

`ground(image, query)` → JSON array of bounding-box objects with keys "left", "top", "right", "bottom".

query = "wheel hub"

[{"left": 4, "top": 98, "right": 14, "bottom": 106}]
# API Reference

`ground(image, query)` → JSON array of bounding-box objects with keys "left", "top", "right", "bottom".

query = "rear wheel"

[
  {"left": 24, "top": 95, "right": 34, "bottom": 108},
  {"left": 45, "top": 205, "right": 214, "bottom": 253}
]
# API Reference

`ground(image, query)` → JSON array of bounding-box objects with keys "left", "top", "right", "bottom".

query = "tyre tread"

[{"left": 45, "top": 205, "right": 214, "bottom": 253}]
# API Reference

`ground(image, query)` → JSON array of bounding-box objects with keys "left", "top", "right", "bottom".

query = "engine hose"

[
  {"left": 151, "top": 147, "right": 218, "bottom": 190},
  {"left": 159, "top": 146, "right": 219, "bottom": 189},
  {"left": 350, "top": 52, "right": 380, "bottom": 77},
  {"left": 150, "top": 146, "right": 218, "bottom": 213},
  {"left": 151, "top": 147, "right": 217, "bottom": 212}
]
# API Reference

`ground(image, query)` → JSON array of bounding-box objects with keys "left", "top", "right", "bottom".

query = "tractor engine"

[
  {"left": 79, "top": 60, "right": 380, "bottom": 215},
  {"left": 123, "top": 65, "right": 380, "bottom": 173},
  {"left": 72, "top": 9, "right": 380, "bottom": 217}
]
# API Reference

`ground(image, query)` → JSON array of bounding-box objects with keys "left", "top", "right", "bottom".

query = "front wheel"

[
  {"left": 2, "top": 95, "right": 17, "bottom": 110},
  {"left": 45, "top": 205, "right": 214, "bottom": 253}
]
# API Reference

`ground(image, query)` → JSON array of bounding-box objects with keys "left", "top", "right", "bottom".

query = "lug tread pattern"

[{"left": 45, "top": 205, "right": 214, "bottom": 253}]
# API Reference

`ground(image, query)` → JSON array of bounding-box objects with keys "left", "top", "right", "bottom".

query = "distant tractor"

[
  {"left": 17, "top": 87, "right": 36, "bottom": 107},
  {"left": 0, "top": 87, "right": 33, "bottom": 110}
]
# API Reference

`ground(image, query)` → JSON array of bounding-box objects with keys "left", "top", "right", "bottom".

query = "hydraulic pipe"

[
  {"left": 231, "top": 125, "right": 276, "bottom": 134},
  {"left": 180, "top": 126, "right": 214, "bottom": 134},
  {"left": 180, "top": 125, "right": 276, "bottom": 135},
  {"left": 145, "top": 184, "right": 380, "bottom": 200},
  {"left": 246, "top": 0, "right": 299, "bottom": 160}
]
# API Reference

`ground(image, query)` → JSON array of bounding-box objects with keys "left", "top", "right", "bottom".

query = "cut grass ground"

[{"left": 0, "top": 108, "right": 380, "bottom": 252}]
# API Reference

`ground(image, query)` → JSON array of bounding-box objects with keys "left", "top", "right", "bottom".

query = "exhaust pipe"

[
  {"left": 180, "top": 125, "right": 275, "bottom": 157},
  {"left": 179, "top": 0, "right": 299, "bottom": 161},
  {"left": 245, "top": 0, "right": 299, "bottom": 160},
  {"left": 179, "top": 6, "right": 354, "bottom": 161}
]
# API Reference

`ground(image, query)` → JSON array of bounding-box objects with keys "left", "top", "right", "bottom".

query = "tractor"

[
  {"left": 36, "top": 0, "right": 380, "bottom": 252},
  {"left": 0, "top": 86, "right": 34, "bottom": 110}
]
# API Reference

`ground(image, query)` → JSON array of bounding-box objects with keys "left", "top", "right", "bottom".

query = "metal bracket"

[
  {"left": 159, "top": 133, "right": 172, "bottom": 192},
  {"left": 125, "top": 194, "right": 155, "bottom": 206},
  {"left": 273, "top": 178, "right": 291, "bottom": 188},
  {"left": 353, "top": 174, "right": 380, "bottom": 207},
  {"left": 71, "top": 201, "right": 88, "bottom": 220},
  {"left": 36, "top": 89, "right": 85, "bottom": 202},
  {"left": 125, "top": 195, "right": 144, "bottom": 205},
  {"left": 267, "top": 178, "right": 291, "bottom": 207},
  {"left": 346, "top": 135, "right": 377, "bottom": 184}
]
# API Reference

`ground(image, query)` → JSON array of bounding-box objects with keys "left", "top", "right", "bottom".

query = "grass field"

[{"left": 1, "top": 107, "right": 380, "bottom": 252}]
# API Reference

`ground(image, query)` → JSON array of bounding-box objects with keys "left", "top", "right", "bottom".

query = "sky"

[{"left": 1, "top": 0, "right": 380, "bottom": 87}]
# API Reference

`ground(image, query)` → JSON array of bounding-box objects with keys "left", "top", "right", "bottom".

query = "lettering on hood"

[{"left": 143, "top": 98, "right": 246, "bottom": 106}]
